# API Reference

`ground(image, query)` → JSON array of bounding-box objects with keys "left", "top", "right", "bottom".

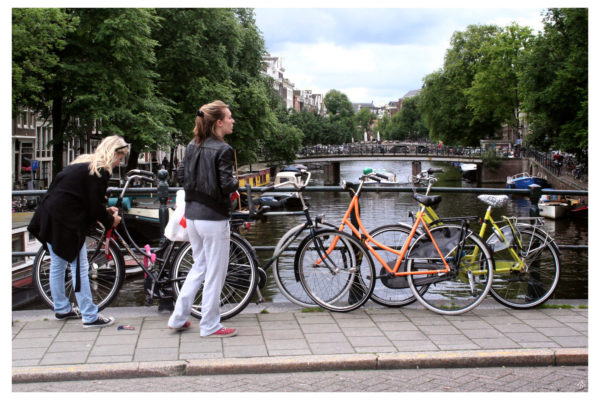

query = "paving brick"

[
  {"left": 300, "top": 323, "right": 341, "bottom": 334},
  {"left": 223, "top": 345, "right": 268, "bottom": 358},
  {"left": 12, "top": 337, "right": 54, "bottom": 349},
  {"left": 391, "top": 340, "right": 438, "bottom": 351},
  {"left": 40, "top": 351, "right": 89, "bottom": 365},
  {"left": 304, "top": 332, "right": 348, "bottom": 343},
  {"left": 265, "top": 339, "right": 309, "bottom": 351},
  {"left": 134, "top": 347, "right": 179, "bottom": 362},
  {"left": 48, "top": 341, "right": 93, "bottom": 353},
  {"left": 53, "top": 331, "right": 99, "bottom": 342},
  {"left": 13, "top": 347, "right": 47, "bottom": 360},
  {"left": 262, "top": 328, "right": 304, "bottom": 340},
  {"left": 90, "top": 344, "right": 136, "bottom": 357}
]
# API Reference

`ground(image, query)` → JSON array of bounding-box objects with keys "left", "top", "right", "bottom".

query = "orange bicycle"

[{"left": 299, "top": 168, "right": 495, "bottom": 315}]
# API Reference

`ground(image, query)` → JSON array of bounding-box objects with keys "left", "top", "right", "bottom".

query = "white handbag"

[{"left": 164, "top": 190, "right": 189, "bottom": 242}]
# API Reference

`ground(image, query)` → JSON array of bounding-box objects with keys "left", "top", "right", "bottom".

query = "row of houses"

[
  {"left": 264, "top": 55, "right": 326, "bottom": 114},
  {"left": 11, "top": 109, "right": 171, "bottom": 191}
]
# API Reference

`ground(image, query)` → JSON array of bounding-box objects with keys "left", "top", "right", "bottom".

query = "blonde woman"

[{"left": 28, "top": 135, "right": 129, "bottom": 328}]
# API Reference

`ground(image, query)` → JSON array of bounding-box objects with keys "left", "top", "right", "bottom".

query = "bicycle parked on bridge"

[
  {"left": 32, "top": 169, "right": 265, "bottom": 321},
  {"left": 246, "top": 168, "right": 376, "bottom": 309},
  {"left": 301, "top": 168, "right": 495, "bottom": 315},
  {"left": 371, "top": 168, "right": 561, "bottom": 310}
]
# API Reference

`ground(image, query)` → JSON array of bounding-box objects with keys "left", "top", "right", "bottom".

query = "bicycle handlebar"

[{"left": 126, "top": 169, "right": 155, "bottom": 178}]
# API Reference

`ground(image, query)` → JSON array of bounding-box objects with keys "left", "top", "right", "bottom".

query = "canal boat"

[
  {"left": 538, "top": 201, "right": 570, "bottom": 219},
  {"left": 258, "top": 165, "right": 309, "bottom": 210},
  {"left": 460, "top": 163, "right": 477, "bottom": 182},
  {"left": 362, "top": 169, "right": 398, "bottom": 184},
  {"left": 12, "top": 212, "right": 42, "bottom": 308},
  {"left": 506, "top": 172, "right": 551, "bottom": 189}
]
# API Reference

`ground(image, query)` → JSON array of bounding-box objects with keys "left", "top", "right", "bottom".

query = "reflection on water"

[{"left": 20, "top": 160, "right": 588, "bottom": 310}]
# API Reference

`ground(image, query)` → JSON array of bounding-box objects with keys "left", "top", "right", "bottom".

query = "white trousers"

[{"left": 168, "top": 219, "right": 230, "bottom": 336}]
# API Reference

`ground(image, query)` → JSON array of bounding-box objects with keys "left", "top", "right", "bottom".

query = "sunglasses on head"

[{"left": 116, "top": 144, "right": 130, "bottom": 152}]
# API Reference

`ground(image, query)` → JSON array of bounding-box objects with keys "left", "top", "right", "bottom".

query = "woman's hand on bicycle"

[
  {"left": 112, "top": 213, "right": 122, "bottom": 227},
  {"left": 107, "top": 206, "right": 118, "bottom": 215}
]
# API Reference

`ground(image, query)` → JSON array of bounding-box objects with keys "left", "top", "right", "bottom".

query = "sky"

[{"left": 254, "top": 7, "right": 547, "bottom": 106}]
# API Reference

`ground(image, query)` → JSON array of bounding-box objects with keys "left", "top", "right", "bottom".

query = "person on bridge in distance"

[
  {"left": 168, "top": 100, "right": 239, "bottom": 338},
  {"left": 28, "top": 135, "right": 128, "bottom": 328}
]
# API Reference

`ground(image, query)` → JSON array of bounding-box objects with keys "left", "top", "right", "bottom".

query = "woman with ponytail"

[
  {"left": 28, "top": 135, "right": 129, "bottom": 328},
  {"left": 168, "top": 100, "right": 239, "bottom": 338}
]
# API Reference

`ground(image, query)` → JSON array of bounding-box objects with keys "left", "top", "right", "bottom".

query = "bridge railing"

[{"left": 12, "top": 184, "right": 588, "bottom": 255}]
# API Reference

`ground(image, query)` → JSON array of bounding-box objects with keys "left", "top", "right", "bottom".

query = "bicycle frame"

[{"left": 328, "top": 179, "right": 454, "bottom": 277}]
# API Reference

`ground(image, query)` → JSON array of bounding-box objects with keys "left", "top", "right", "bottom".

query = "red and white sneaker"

[
  {"left": 203, "top": 327, "right": 237, "bottom": 338},
  {"left": 168, "top": 320, "right": 191, "bottom": 332}
]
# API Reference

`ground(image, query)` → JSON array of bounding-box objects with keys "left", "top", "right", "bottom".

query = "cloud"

[{"left": 255, "top": 7, "right": 545, "bottom": 105}]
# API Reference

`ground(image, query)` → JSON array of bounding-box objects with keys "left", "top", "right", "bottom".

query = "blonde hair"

[
  {"left": 71, "top": 135, "right": 129, "bottom": 177},
  {"left": 194, "top": 100, "right": 229, "bottom": 146}
]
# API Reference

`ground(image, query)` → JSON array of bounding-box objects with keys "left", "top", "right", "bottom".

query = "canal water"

[{"left": 20, "top": 160, "right": 588, "bottom": 310}]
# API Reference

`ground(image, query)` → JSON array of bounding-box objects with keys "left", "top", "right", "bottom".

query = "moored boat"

[
  {"left": 506, "top": 172, "right": 551, "bottom": 189},
  {"left": 460, "top": 163, "right": 477, "bottom": 182},
  {"left": 12, "top": 212, "right": 42, "bottom": 308},
  {"left": 538, "top": 201, "right": 570, "bottom": 219},
  {"left": 258, "top": 165, "right": 309, "bottom": 210},
  {"left": 363, "top": 169, "right": 398, "bottom": 184}
]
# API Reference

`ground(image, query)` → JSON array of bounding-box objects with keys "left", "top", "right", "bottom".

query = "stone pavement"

[{"left": 12, "top": 299, "right": 588, "bottom": 383}]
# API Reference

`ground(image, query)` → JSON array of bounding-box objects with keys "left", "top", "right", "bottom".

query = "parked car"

[{"left": 416, "top": 145, "right": 429, "bottom": 154}]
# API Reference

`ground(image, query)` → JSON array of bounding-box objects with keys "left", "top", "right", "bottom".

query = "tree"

[
  {"left": 14, "top": 8, "right": 175, "bottom": 176},
  {"left": 466, "top": 24, "right": 534, "bottom": 138},
  {"left": 153, "top": 8, "right": 272, "bottom": 166},
  {"left": 420, "top": 24, "right": 510, "bottom": 146},
  {"left": 323, "top": 89, "right": 354, "bottom": 118},
  {"left": 322, "top": 89, "right": 356, "bottom": 144},
  {"left": 520, "top": 8, "right": 588, "bottom": 155},
  {"left": 12, "top": 8, "right": 76, "bottom": 116},
  {"left": 396, "top": 96, "right": 429, "bottom": 140},
  {"left": 354, "top": 108, "right": 376, "bottom": 140}
]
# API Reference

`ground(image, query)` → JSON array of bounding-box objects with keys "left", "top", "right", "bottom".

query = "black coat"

[
  {"left": 179, "top": 137, "right": 239, "bottom": 218},
  {"left": 28, "top": 162, "right": 115, "bottom": 263}
]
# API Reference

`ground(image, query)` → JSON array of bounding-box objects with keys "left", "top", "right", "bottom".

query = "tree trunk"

[
  {"left": 51, "top": 93, "right": 64, "bottom": 179},
  {"left": 126, "top": 147, "right": 139, "bottom": 172}
]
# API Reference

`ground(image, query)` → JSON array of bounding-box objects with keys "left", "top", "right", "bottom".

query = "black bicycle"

[{"left": 32, "top": 169, "right": 266, "bottom": 321}]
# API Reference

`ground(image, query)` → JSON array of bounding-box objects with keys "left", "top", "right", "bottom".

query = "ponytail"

[{"left": 193, "top": 100, "right": 229, "bottom": 146}]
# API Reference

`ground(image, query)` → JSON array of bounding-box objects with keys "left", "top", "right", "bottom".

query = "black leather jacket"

[{"left": 178, "top": 137, "right": 239, "bottom": 218}]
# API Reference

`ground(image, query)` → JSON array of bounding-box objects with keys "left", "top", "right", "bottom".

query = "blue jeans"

[{"left": 47, "top": 243, "right": 98, "bottom": 323}]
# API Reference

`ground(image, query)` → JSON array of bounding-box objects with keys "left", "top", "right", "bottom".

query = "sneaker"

[
  {"left": 202, "top": 327, "right": 237, "bottom": 338},
  {"left": 55, "top": 307, "right": 81, "bottom": 321},
  {"left": 168, "top": 320, "right": 191, "bottom": 332},
  {"left": 83, "top": 315, "right": 115, "bottom": 329}
]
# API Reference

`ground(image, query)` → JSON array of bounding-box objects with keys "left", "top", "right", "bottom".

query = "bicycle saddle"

[
  {"left": 413, "top": 193, "right": 442, "bottom": 206},
  {"left": 477, "top": 195, "right": 509, "bottom": 208}
]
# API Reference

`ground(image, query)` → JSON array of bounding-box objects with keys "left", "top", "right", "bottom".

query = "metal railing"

[{"left": 12, "top": 183, "right": 588, "bottom": 256}]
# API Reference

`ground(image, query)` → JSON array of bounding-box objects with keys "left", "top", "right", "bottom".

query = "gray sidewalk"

[{"left": 12, "top": 299, "right": 588, "bottom": 383}]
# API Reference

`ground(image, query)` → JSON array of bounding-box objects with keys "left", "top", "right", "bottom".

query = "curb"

[{"left": 12, "top": 348, "right": 588, "bottom": 384}]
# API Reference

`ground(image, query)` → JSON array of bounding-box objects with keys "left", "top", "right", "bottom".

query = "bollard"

[
  {"left": 157, "top": 168, "right": 170, "bottom": 243},
  {"left": 528, "top": 183, "right": 542, "bottom": 217}
]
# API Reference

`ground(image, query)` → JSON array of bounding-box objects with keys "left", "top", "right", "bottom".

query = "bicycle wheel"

[
  {"left": 170, "top": 232, "right": 258, "bottom": 321},
  {"left": 406, "top": 225, "right": 494, "bottom": 315},
  {"left": 489, "top": 228, "right": 560, "bottom": 309},
  {"left": 272, "top": 223, "right": 316, "bottom": 307},
  {"left": 296, "top": 229, "right": 375, "bottom": 312},
  {"left": 32, "top": 229, "right": 125, "bottom": 311},
  {"left": 368, "top": 224, "right": 429, "bottom": 307}
]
